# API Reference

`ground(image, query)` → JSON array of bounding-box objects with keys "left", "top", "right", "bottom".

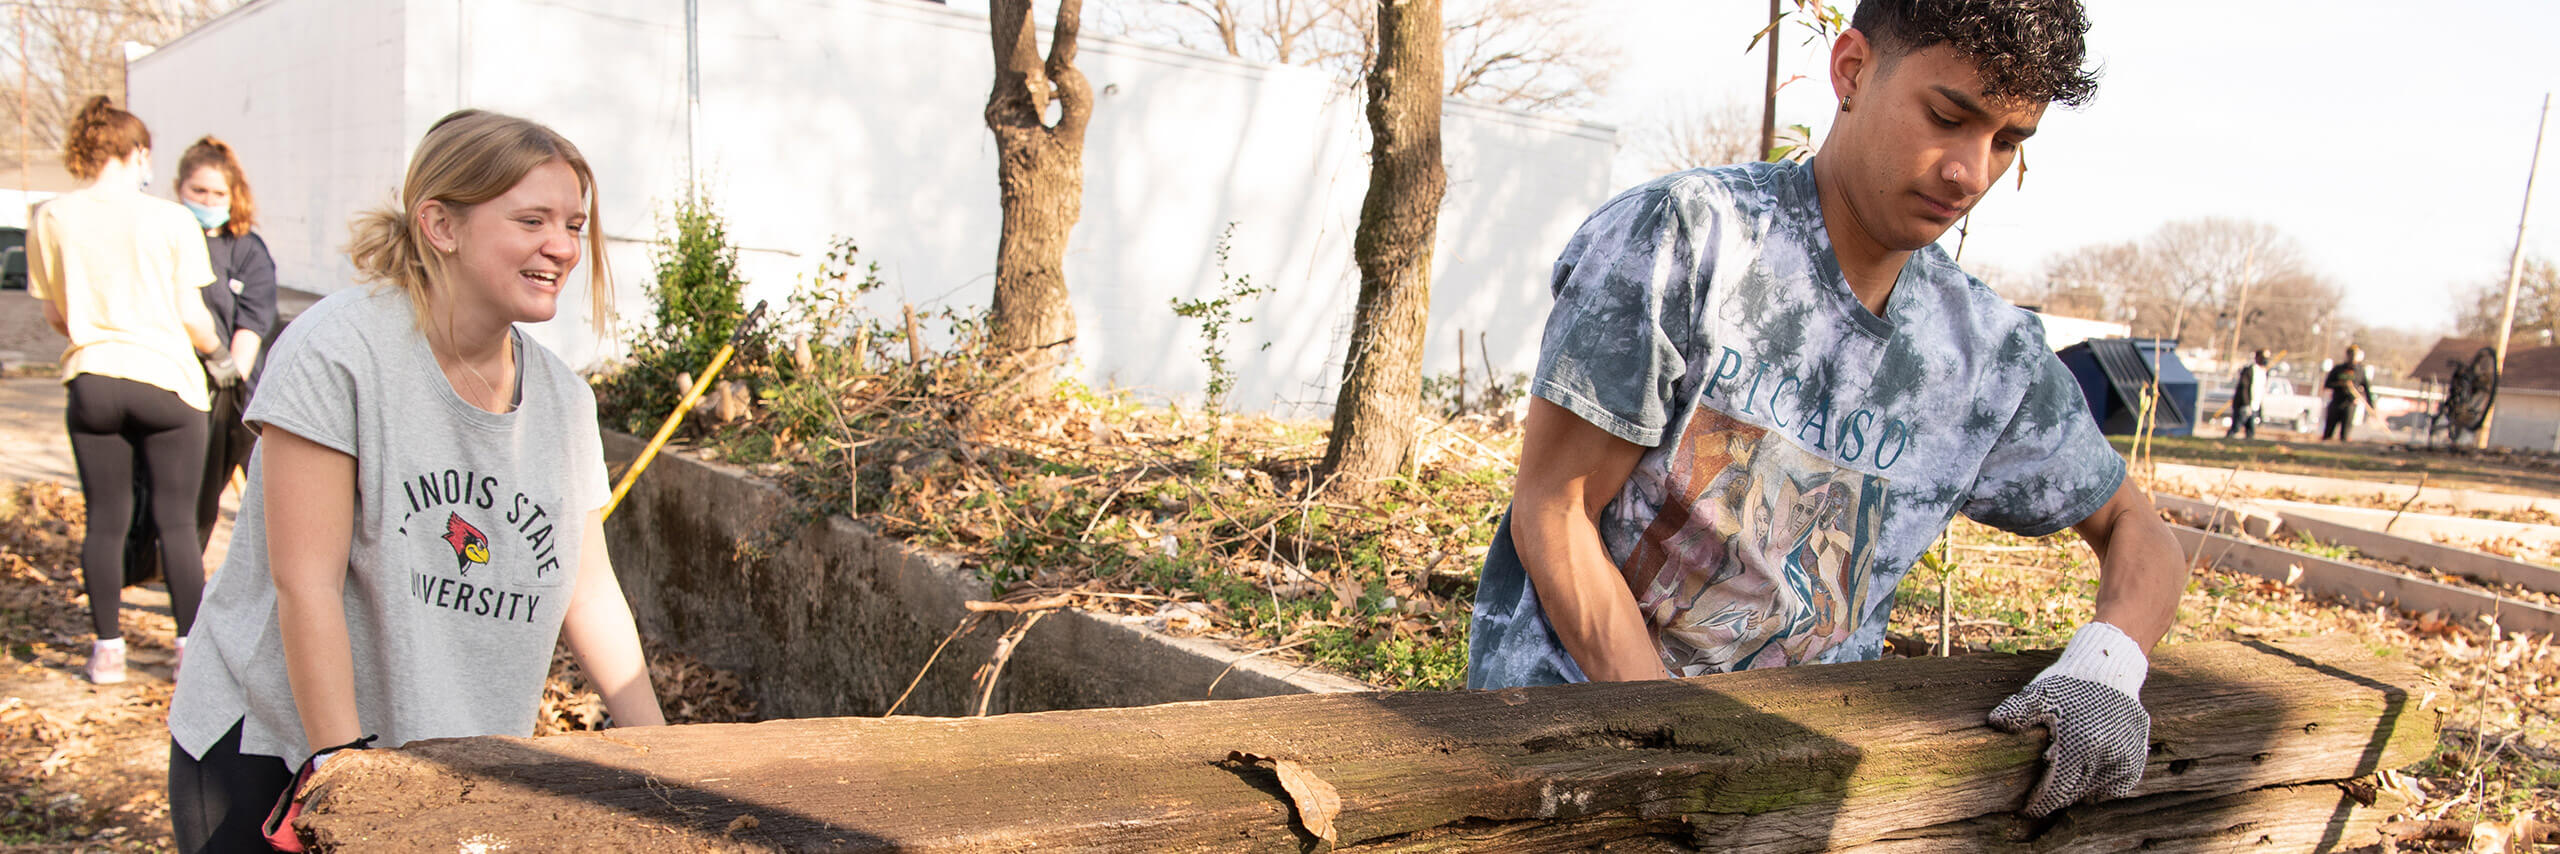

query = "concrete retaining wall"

[{"left": 599, "top": 432, "right": 1369, "bottom": 720}]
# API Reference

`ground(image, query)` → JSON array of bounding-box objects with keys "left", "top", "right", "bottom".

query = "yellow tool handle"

[{"left": 603, "top": 300, "right": 767, "bottom": 520}]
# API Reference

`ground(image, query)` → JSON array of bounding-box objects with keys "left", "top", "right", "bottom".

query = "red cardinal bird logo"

[{"left": 441, "top": 512, "right": 491, "bottom": 575}]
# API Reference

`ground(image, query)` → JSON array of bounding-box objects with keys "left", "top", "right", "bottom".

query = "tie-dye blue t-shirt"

[{"left": 1466, "top": 159, "right": 2124, "bottom": 688}]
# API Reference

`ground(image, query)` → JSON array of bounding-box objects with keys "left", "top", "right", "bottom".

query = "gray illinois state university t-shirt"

[
  {"left": 1467, "top": 159, "right": 2124, "bottom": 688},
  {"left": 170, "top": 287, "right": 610, "bottom": 765}
]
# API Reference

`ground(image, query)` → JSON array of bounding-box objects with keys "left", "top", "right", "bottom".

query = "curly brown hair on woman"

[
  {"left": 62, "top": 96, "right": 151, "bottom": 181},
  {"left": 177, "top": 136, "right": 257, "bottom": 237},
  {"left": 1849, "top": 0, "right": 2099, "bottom": 108}
]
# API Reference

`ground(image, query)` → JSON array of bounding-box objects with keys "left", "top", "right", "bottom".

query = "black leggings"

[
  {"left": 66, "top": 373, "right": 207, "bottom": 639},
  {"left": 195, "top": 381, "right": 254, "bottom": 551},
  {"left": 2321, "top": 399, "right": 2356, "bottom": 442},
  {"left": 168, "top": 719, "right": 294, "bottom": 853}
]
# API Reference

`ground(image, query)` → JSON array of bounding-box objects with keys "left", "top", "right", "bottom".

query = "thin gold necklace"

[
  {"left": 458, "top": 347, "right": 508, "bottom": 412},
  {"left": 436, "top": 312, "right": 512, "bottom": 413}
]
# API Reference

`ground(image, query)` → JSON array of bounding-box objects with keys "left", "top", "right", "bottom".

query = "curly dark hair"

[{"left": 1850, "top": 0, "right": 2099, "bottom": 108}]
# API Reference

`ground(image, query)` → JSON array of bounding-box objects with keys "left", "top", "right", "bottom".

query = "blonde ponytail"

[{"left": 346, "top": 201, "right": 436, "bottom": 322}]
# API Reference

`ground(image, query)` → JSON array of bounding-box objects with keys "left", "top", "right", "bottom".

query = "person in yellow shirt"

[{"left": 28, "top": 96, "right": 232, "bottom": 685}]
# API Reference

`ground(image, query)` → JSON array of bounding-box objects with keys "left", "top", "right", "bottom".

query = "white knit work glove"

[{"left": 1987, "top": 622, "right": 2152, "bottom": 817}]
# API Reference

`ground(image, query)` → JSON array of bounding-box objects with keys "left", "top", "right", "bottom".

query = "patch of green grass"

[{"left": 2287, "top": 533, "right": 2358, "bottom": 562}]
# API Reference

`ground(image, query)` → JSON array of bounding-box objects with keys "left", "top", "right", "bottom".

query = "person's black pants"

[
  {"left": 168, "top": 719, "right": 293, "bottom": 853},
  {"left": 65, "top": 373, "right": 206, "bottom": 639},
  {"left": 2321, "top": 399, "right": 2355, "bottom": 442},
  {"left": 2227, "top": 408, "right": 2258, "bottom": 440},
  {"left": 122, "top": 376, "right": 252, "bottom": 590},
  {"left": 194, "top": 381, "right": 253, "bottom": 551}
]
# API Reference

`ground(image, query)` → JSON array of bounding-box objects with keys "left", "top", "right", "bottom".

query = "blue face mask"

[{"left": 183, "top": 200, "right": 229, "bottom": 231}]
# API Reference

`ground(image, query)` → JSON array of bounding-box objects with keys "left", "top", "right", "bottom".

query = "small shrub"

[
  {"left": 1168, "top": 224, "right": 1272, "bottom": 468},
  {"left": 594, "top": 189, "right": 762, "bottom": 433}
]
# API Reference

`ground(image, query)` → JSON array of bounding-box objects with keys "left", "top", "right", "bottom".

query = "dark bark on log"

[
  {"left": 985, "top": 0, "right": 1088, "bottom": 382},
  {"left": 1320, "top": 0, "right": 1446, "bottom": 497},
  {"left": 296, "top": 637, "right": 2433, "bottom": 852}
]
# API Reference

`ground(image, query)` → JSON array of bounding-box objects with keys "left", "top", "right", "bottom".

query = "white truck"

[{"left": 2198, "top": 373, "right": 2323, "bottom": 433}]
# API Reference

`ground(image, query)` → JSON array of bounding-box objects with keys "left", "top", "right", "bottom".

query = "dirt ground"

[
  {"left": 0, "top": 292, "right": 70, "bottom": 374},
  {"left": 1, "top": 481, "right": 184, "bottom": 851}
]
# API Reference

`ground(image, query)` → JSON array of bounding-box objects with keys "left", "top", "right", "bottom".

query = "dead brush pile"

[
  {"left": 0, "top": 479, "right": 87, "bottom": 639},
  {"left": 591, "top": 245, "right": 1516, "bottom": 690}
]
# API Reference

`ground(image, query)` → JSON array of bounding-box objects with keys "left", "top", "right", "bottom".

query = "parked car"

[{"left": 0, "top": 226, "right": 23, "bottom": 291}]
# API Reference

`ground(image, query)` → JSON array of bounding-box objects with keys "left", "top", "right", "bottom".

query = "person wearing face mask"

[
  {"left": 173, "top": 137, "right": 278, "bottom": 548},
  {"left": 26, "top": 96, "right": 232, "bottom": 685},
  {"left": 115, "top": 137, "right": 283, "bottom": 613}
]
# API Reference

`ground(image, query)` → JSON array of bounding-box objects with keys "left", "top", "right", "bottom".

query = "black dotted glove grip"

[{"left": 1988, "top": 675, "right": 2150, "bottom": 817}]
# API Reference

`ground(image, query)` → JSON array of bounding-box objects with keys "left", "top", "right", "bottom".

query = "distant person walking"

[
  {"left": 2321, "top": 345, "right": 2377, "bottom": 442},
  {"left": 2225, "top": 349, "right": 2269, "bottom": 440},
  {"left": 173, "top": 137, "right": 277, "bottom": 548},
  {"left": 27, "top": 96, "right": 236, "bottom": 685}
]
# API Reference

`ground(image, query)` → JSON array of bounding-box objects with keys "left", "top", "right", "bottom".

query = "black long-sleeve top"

[{"left": 200, "top": 229, "right": 278, "bottom": 360}]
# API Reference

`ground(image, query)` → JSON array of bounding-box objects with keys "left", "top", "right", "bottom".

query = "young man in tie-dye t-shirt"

[{"left": 1466, "top": 0, "right": 2188, "bottom": 820}]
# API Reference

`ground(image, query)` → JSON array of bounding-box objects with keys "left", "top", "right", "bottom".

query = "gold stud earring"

[{"left": 1839, "top": 95, "right": 1852, "bottom": 113}]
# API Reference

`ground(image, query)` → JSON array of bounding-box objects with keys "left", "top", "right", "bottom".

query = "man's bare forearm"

[
  {"left": 1513, "top": 500, "right": 1669, "bottom": 681},
  {"left": 2077, "top": 484, "right": 2185, "bottom": 650},
  {"left": 1510, "top": 398, "right": 1665, "bottom": 681}
]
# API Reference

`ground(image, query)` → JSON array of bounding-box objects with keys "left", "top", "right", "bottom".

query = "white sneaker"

[{"left": 86, "top": 640, "right": 127, "bottom": 685}]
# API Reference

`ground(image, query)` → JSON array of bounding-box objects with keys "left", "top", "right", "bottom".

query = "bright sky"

[{"left": 1594, "top": 0, "right": 2560, "bottom": 335}]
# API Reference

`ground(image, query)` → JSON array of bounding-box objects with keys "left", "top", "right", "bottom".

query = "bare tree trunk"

[
  {"left": 985, "top": 0, "right": 1091, "bottom": 383},
  {"left": 1319, "top": 0, "right": 1444, "bottom": 498}
]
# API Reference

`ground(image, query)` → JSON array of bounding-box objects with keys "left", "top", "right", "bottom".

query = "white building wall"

[
  {"left": 127, "top": 0, "right": 411, "bottom": 310},
  {"left": 2486, "top": 390, "right": 2560, "bottom": 452},
  {"left": 128, "top": 0, "right": 1615, "bottom": 416}
]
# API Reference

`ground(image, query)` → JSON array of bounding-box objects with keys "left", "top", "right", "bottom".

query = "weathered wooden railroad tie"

[{"left": 295, "top": 636, "right": 2431, "bottom": 852}]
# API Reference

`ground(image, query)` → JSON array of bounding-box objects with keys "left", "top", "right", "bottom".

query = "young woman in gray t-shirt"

[{"left": 166, "top": 110, "right": 667, "bottom": 851}]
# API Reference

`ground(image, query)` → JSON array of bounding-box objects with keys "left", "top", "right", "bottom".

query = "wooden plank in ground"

[
  {"left": 294, "top": 637, "right": 2434, "bottom": 853},
  {"left": 2152, "top": 493, "right": 2281, "bottom": 539},
  {"left": 2272, "top": 512, "right": 2560, "bottom": 598},
  {"left": 2169, "top": 523, "right": 2560, "bottom": 636},
  {"left": 2153, "top": 495, "right": 2560, "bottom": 597},
  {"left": 2259, "top": 498, "right": 2560, "bottom": 554}
]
